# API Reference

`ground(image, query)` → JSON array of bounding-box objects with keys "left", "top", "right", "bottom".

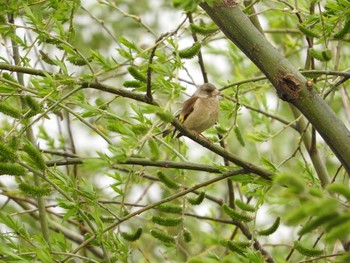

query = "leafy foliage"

[{"left": 0, "top": 0, "right": 349, "bottom": 262}]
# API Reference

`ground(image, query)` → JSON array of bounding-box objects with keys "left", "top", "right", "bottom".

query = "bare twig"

[{"left": 62, "top": 169, "right": 247, "bottom": 262}]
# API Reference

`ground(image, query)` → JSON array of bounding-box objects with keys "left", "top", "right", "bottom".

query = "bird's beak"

[{"left": 213, "top": 89, "right": 220, "bottom": 96}]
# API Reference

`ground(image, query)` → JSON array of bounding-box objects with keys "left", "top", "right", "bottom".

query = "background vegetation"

[{"left": 0, "top": 0, "right": 350, "bottom": 262}]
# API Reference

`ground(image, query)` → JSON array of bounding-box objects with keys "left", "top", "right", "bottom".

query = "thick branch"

[
  {"left": 171, "top": 119, "right": 274, "bottom": 180},
  {"left": 201, "top": 3, "right": 350, "bottom": 175}
]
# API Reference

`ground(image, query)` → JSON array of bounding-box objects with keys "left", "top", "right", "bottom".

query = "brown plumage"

[{"left": 163, "top": 83, "right": 220, "bottom": 138}]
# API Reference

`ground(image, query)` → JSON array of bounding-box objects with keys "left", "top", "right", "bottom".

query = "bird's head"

[{"left": 194, "top": 83, "right": 220, "bottom": 98}]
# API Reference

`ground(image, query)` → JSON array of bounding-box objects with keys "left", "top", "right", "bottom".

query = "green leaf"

[
  {"left": 285, "top": 199, "right": 338, "bottom": 225},
  {"left": 258, "top": 217, "right": 280, "bottom": 236},
  {"left": 294, "top": 241, "right": 323, "bottom": 257},
  {"left": 334, "top": 17, "right": 350, "bottom": 39},
  {"left": 182, "top": 228, "right": 192, "bottom": 243},
  {"left": 275, "top": 173, "right": 306, "bottom": 195},
  {"left": 157, "top": 171, "right": 180, "bottom": 189},
  {"left": 190, "top": 23, "right": 218, "bottom": 35},
  {"left": 325, "top": 217, "right": 350, "bottom": 242},
  {"left": 260, "top": 155, "right": 278, "bottom": 172},
  {"left": 24, "top": 95, "right": 42, "bottom": 114},
  {"left": 172, "top": 0, "right": 201, "bottom": 11},
  {"left": 235, "top": 200, "right": 256, "bottom": 212},
  {"left": 234, "top": 125, "right": 246, "bottom": 147},
  {"left": 0, "top": 163, "right": 25, "bottom": 176},
  {"left": 23, "top": 141, "right": 46, "bottom": 171},
  {"left": 0, "top": 102, "right": 21, "bottom": 119},
  {"left": 123, "top": 80, "right": 144, "bottom": 88},
  {"left": 298, "top": 213, "right": 335, "bottom": 235},
  {"left": 119, "top": 37, "right": 139, "bottom": 50},
  {"left": 0, "top": 142, "right": 18, "bottom": 162},
  {"left": 148, "top": 138, "right": 160, "bottom": 161},
  {"left": 178, "top": 42, "right": 201, "bottom": 59},
  {"left": 121, "top": 228, "right": 143, "bottom": 241},
  {"left": 326, "top": 183, "right": 350, "bottom": 201},
  {"left": 309, "top": 48, "right": 332, "bottom": 62},
  {"left": 19, "top": 183, "right": 51, "bottom": 197},
  {"left": 187, "top": 191, "right": 205, "bottom": 205},
  {"left": 297, "top": 24, "right": 320, "bottom": 38},
  {"left": 127, "top": 66, "right": 147, "bottom": 82},
  {"left": 222, "top": 204, "right": 253, "bottom": 222},
  {"left": 150, "top": 229, "right": 175, "bottom": 244},
  {"left": 156, "top": 204, "right": 183, "bottom": 213},
  {"left": 156, "top": 111, "right": 174, "bottom": 123},
  {"left": 224, "top": 240, "right": 247, "bottom": 256},
  {"left": 152, "top": 216, "right": 182, "bottom": 226},
  {"left": 107, "top": 121, "right": 134, "bottom": 136}
]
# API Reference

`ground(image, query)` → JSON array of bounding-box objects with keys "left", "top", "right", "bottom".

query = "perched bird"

[{"left": 163, "top": 83, "right": 220, "bottom": 138}]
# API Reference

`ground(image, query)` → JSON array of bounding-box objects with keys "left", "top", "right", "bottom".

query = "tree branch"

[
  {"left": 46, "top": 157, "right": 222, "bottom": 173},
  {"left": 200, "top": 2, "right": 350, "bottom": 175},
  {"left": 62, "top": 168, "right": 247, "bottom": 262},
  {"left": 171, "top": 119, "right": 274, "bottom": 180}
]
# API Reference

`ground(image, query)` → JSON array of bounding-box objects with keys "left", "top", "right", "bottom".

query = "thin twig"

[
  {"left": 188, "top": 13, "right": 208, "bottom": 83},
  {"left": 61, "top": 169, "right": 247, "bottom": 262}
]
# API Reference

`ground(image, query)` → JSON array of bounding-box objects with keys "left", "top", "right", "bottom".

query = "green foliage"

[
  {"left": 157, "top": 171, "right": 180, "bottom": 189},
  {"left": 18, "top": 183, "right": 51, "bottom": 197},
  {"left": 127, "top": 66, "right": 147, "bottom": 82},
  {"left": 182, "top": 228, "right": 192, "bottom": 243},
  {"left": 120, "top": 227, "right": 143, "bottom": 241},
  {"left": 223, "top": 240, "right": 251, "bottom": 256},
  {"left": 123, "top": 80, "right": 144, "bottom": 88},
  {"left": 0, "top": 101, "right": 21, "bottom": 119},
  {"left": 0, "top": 142, "right": 18, "bottom": 162},
  {"left": 150, "top": 229, "right": 175, "bottom": 244},
  {"left": 326, "top": 183, "right": 350, "bottom": 201},
  {"left": 178, "top": 42, "right": 201, "bottom": 59},
  {"left": 24, "top": 95, "right": 42, "bottom": 116},
  {"left": 309, "top": 48, "right": 332, "bottom": 62},
  {"left": 190, "top": 23, "right": 218, "bottom": 35},
  {"left": 258, "top": 217, "right": 280, "bottom": 236},
  {"left": 298, "top": 213, "right": 335, "bottom": 235},
  {"left": 0, "top": 0, "right": 349, "bottom": 262},
  {"left": 22, "top": 141, "right": 46, "bottom": 171},
  {"left": 172, "top": 0, "right": 201, "bottom": 12},
  {"left": 222, "top": 204, "right": 253, "bottom": 222},
  {"left": 234, "top": 200, "right": 256, "bottom": 212},
  {"left": 275, "top": 173, "right": 306, "bottom": 195},
  {"left": 148, "top": 138, "right": 160, "bottom": 160},
  {"left": 187, "top": 191, "right": 205, "bottom": 205},
  {"left": 334, "top": 17, "right": 350, "bottom": 39},
  {"left": 297, "top": 24, "right": 320, "bottom": 38},
  {"left": 151, "top": 215, "right": 182, "bottom": 226},
  {"left": 0, "top": 163, "right": 25, "bottom": 176},
  {"left": 156, "top": 203, "right": 183, "bottom": 213},
  {"left": 293, "top": 240, "right": 323, "bottom": 257},
  {"left": 234, "top": 125, "right": 246, "bottom": 147},
  {"left": 156, "top": 111, "right": 174, "bottom": 123}
]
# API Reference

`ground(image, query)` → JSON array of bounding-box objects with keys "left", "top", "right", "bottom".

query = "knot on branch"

[
  {"left": 217, "top": 0, "right": 238, "bottom": 8},
  {"left": 276, "top": 72, "right": 301, "bottom": 101}
]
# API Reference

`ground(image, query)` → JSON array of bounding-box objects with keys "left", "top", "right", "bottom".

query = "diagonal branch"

[
  {"left": 200, "top": 2, "right": 350, "bottom": 176},
  {"left": 171, "top": 119, "right": 274, "bottom": 180}
]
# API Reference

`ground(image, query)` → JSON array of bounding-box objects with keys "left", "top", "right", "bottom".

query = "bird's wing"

[{"left": 179, "top": 96, "right": 199, "bottom": 123}]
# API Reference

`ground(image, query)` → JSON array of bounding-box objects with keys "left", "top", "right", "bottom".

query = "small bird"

[{"left": 163, "top": 83, "right": 220, "bottom": 138}]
